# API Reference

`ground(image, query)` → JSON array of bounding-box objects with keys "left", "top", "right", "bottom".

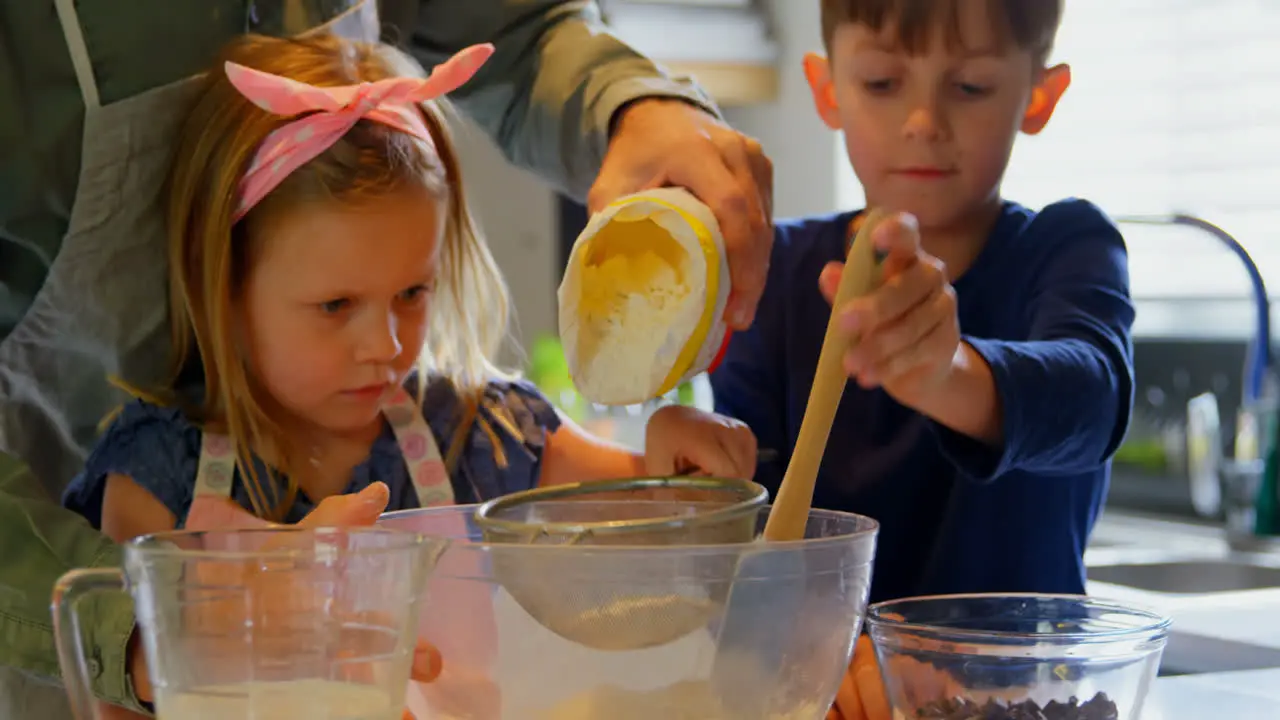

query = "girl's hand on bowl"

[{"left": 643, "top": 405, "right": 758, "bottom": 479}]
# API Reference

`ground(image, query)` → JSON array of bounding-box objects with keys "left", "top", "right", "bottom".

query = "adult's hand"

[{"left": 589, "top": 99, "right": 774, "bottom": 330}]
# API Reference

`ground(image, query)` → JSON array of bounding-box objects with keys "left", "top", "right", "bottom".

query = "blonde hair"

[{"left": 156, "top": 33, "right": 511, "bottom": 520}]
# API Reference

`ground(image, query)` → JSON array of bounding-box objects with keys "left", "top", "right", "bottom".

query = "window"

[{"left": 837, "top": 1, "right": 1280, "bottom": 304}]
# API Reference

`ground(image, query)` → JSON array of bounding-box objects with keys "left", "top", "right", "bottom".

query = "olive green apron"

[{"left": 0, "top": 3, "right": 380, "bottom": 717}]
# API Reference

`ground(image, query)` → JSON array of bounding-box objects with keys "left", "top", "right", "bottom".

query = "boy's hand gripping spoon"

[{"left": 711, "top": 209, "right": 886, "bottom": 718}]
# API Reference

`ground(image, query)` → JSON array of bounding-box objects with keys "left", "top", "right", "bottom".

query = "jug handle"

[{"left": 52, "top": 568, "right": 129, "bottom": 720}]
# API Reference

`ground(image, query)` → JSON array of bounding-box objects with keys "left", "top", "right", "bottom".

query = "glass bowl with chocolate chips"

[{"left": 866, "top": 594, "right": 1170, "bottom": 720}]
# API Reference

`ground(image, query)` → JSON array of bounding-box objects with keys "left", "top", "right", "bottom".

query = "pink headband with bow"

[{"left": 225, "top": 43, "right": 494, "bottom": 222}]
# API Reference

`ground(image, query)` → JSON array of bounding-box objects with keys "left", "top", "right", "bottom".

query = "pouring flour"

[{"left": 557, "top": 188, "right": 732, "bottom": 405}]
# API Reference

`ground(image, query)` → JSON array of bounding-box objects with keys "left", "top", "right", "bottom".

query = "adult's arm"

[
  {"left": 0, "top": 453, "right": 146, "bottom": 711},
  {"left": 400, "top": 0, "right": 718, "bottom": 200}
]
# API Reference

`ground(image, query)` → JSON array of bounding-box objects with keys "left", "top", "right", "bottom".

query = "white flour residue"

[
  {"left": 570, "top": 238, "right": 701, "bottom": 405},
  {"left": 559, "top": 189, "right": 726, "bottom": 407}
]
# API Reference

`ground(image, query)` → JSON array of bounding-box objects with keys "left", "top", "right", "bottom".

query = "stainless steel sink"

[
  {"left": 1159, "top": 631, "right": 1280, "bottom": 676},
  {"left": 1084, "top": 512, "right": 1280, "bottom": 676},
  {"left": 1088, "top": 560, "right": 1280, "bottom": 594}
]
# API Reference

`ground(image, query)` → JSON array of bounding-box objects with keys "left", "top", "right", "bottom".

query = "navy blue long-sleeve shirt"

[{"left": 711, "top": 199, "right": 1135, "bottom": 603}]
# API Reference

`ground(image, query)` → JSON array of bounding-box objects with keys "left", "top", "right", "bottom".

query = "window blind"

[
  {"left": 838, "top": 0, "right": 1280, "bottom": 302},
  {"left": 601, "top": 0, "right": 776, "bottom": 64}
]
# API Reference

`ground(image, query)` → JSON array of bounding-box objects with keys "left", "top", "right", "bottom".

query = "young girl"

[{"left": 61, "top": 34, "right": 757, "bottom": 542}]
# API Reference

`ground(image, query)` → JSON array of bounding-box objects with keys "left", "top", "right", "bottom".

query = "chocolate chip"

[{"left": 916, "top": 692, "right": 1118, "bottom": 720}]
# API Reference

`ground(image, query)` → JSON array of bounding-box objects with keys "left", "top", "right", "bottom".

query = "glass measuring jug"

[{"left": 53, "top": 527, "right": 446, "bottom": 720}]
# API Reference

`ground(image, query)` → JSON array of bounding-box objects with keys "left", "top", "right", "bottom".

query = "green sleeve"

[
  {"left": 0, "top": 453, "right": 146, "bottom": 712},
  {"left": 404, "top": 0, "right": 721, "bottom": 200}
]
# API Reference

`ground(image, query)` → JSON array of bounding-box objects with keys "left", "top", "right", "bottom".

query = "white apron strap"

[
  {"left": 53, "top": 0, "right": 101, "bottom": 110},
  {"left": 384, "top": 386, "right": 455, "bottom": 507},
  {"left": 193, "top": 432, "right": 238, "bottom": 498},
  {"left": 190, "top": 386, "right": 456, "bottom": 507}
]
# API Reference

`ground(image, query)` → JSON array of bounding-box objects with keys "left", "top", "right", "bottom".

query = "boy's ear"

[
  {"left": 1022, "top": 63, "right": 1071, "bottom": 135},
  {"left": 803, "top": 53, "right": 842, "bottom": 130}
]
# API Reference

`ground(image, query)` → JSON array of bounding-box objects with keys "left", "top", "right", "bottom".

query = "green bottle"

[
  {"left": 677, "top": 379, "right": 696, "bottom": 407},
  {"left": 528, "top": 335, "right": 587, "bottom": 424}
]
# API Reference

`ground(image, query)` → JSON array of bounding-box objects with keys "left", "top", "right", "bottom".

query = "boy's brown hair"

[{"left": 820, "top": 0, "right": 1064, "bottom": 64}]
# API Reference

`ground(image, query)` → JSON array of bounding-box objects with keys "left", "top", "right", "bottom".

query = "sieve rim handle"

[{"left": 473, "top": 476, "right": 767, "bottom": 538}]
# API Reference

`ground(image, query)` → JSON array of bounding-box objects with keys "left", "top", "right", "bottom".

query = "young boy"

[{"left": 712, "top": 0, "right": 1133, "bottom": 605}]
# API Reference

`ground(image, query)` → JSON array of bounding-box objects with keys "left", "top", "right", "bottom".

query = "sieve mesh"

[{"left": 473, "top": 477, "right": 766, "bottom": 650}]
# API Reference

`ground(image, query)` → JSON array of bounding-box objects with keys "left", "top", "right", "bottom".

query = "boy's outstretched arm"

[
  {"left": 905, "top": 342, "right": 1003, "bottom": 447},
  {"left": 921, "top": 210, "right": 1135, "bottom": 480}
]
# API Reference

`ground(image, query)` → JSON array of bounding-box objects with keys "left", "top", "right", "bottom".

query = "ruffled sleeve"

[
  {"left": 420, "top": 375, "right": 562, "bottom": 503},
  {"left": 61, "top": 401, "right": 203, "bottom": 528},
  {"left": 487, "top": 378, "right": 563, "bottom": 452}
]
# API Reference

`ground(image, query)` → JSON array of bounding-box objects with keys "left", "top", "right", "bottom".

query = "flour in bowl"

[{"left": 533, "top": 680, "right": 823, "bottom": 720}]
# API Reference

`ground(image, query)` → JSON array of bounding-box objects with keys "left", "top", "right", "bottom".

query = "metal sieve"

[{"left": 473, "top": 476, "right": 767, "bottom": 651}]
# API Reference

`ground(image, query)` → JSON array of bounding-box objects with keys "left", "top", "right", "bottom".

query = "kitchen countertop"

[
  {"left": 1084, "top": 511, "right": 1280, "bottom": 715},
  {"left": 1146, "top": 668, "right": 1280, "bottom": 718}
]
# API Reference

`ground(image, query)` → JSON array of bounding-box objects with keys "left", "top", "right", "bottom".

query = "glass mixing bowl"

[
  {"left": 379, "top": 503, "right": 878, "bottom": 720},
  {"left": 866, "top": 594, "right": 1171, "bottom": 720}
]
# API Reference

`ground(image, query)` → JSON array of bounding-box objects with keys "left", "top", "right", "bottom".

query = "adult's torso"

[
  {"left": 0, "top": 1, "right": 392, "bottom": 337},
  {"left": 0, "top": 2, "right": 383, "bottom": 717},
  {"left": 0, "top": 0, "right": 380, "bottom": 490}
]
